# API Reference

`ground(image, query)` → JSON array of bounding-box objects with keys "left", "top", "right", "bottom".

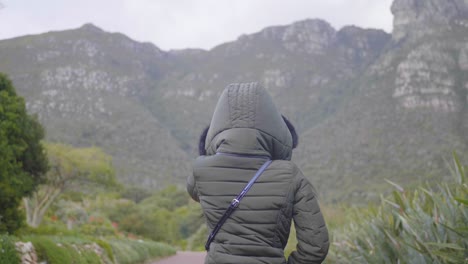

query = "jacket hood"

[{"left": 202, "top": 82, "right": 297, "bottom": 160}]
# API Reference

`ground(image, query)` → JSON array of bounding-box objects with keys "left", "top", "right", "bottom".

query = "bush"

[
  {"left": 185, "top": 224, "right": 207, "bottom": 251},
  {"left": 108, "top": 238, "right": 176, "bottom": 264},
  {"left": 61, "top": 244, "right": 101, "bottom": 264},
  {"left": 17, "top": 233, "right": 175, "bottom": 263},
  {"left": 25, "top": 236, "right": 103, "bottom": 264},
  {"left": 328, "top": 153, "right": 468, "bottom": 264},
  {"left": 28, "top": 236, "right": 72, "bottom": 264},
  {"left": 18, "top": 220, "right": 79, "bottom": 237},
  {"left": 80, "top": 213, "right": 117, "bottom": 236},
  {"left": 0, "top": 235, "right": 20, "bottom": 264},
  {"left": 93, "top": 239, "right": 115, "bottom": 263}
]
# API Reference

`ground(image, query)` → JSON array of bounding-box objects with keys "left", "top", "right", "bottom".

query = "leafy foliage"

[
  {"left": 0, "top": 73, "right": 48, "bottom": 233},
  {"left": 80, "top": 213, "right": 117, "bottom": 236},
  {"left": 0, "top": 235, "right": 20, "bottom": 264},
  {"left": 28, "top": 236, "right": 73, "bottom": 264},
  {"left": 327, "top": 153, "right": 468, "bottom": 264},
  {"left": 94, "top": 239, "right": 115, "bottom": 263},
  {"left": 23, "top": 235, "right": 173, "bottom": 264},
  {"left": 44, "top": 143, "right": 117, "bottom": 189},
  {"left": 24, "top": 143, "right": 118, "bottom": 227},
  {"left": 88, "top": 185, "right": 204, "bottom": 246},
  {"left": 107, "top": 238, "right": 176, "bottom": 264},
  {"left": 120, "top": 186, "right": 151, "bottom": 203}
]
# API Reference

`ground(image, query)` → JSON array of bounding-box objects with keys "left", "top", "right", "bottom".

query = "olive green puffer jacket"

[{"left": 187, "top": 83, "right": 329, "bottom": 264}]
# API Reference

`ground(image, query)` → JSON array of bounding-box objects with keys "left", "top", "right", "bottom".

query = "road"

[{"left": 151, "top": 251, "right": 206, "bottom": 264}]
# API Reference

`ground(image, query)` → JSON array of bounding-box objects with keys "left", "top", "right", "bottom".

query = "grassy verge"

[
  {"left": 2, "top": 234, "right": 176, "bottom": 264},
  {"left": 107, "top": 238, "right": 176, "bottom": 264},
  {"left": 0, "top": 234, "right": 20, "bottom": 264}
]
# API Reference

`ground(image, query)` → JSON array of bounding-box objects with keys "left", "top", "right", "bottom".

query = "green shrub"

[
  {"left": 328, "top": 153, "right": 468, "bottom": 264},
  {"left": 80, "top": 250, "right": 101, "bottom": 264},
  {"left": 0, "top": 235, "right": 20, "bottom": 264},
  {"left": 19, "top": 233, "right": 174, "bottom": 264},
  {"left": 93, "top": 238, "right": 115, "bottom": 263},
  {"left": 18, "top": 220, "right": 79, "bottom": 237},
  {"left": 185, "top": 224, "right": 207, "bottom": 251},
  {"left": 108, "top": 238, "right": 176, "bottom": 264},
  {"left": 80, "top": 213, "right": 117, "bottom": 236},
  {"left": 28, "top": 236, "right": 72, "bottom": 264},
  {"left": 25, "top": 236, "right": 104, "bottom": 264}
]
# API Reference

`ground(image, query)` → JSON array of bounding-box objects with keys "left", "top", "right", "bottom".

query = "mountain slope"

[
  {"left": 0, "top": 0, "right": 467, "bottom": 201},
  {"left": 0, "top": 24, "right": 191, "bottom": 187},
  {"left": 297, "top": 0, "right": 468, "bottom": 201}
]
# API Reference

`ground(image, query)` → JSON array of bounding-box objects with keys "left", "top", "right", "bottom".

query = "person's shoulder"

[
  {"left": 270, "top": 160, "right": 305, "bottom": 179},
  {"left": 192, "top": 155, "right": 216, "bottom": 169},
  {"left": 271, "top": 159, "right": 295, "bottom": 170},
  {"left": 275, "top": 159, "right": 303, "bottom": 171}
]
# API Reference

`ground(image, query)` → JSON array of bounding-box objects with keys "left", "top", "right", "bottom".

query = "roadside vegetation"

[
  {"left": 326, "top": 153, "right": 467, "bottom": 263},
  {"left": 286, "top": 153, "right": 468, "bottom": 264}
]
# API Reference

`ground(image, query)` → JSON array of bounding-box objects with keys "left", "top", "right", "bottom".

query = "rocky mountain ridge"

[
  {"left": 1, "top": 0, "right": 467, "bottom": 201},
  {"left": 391, "top": 0, "right": 468, "bottom": 41}
]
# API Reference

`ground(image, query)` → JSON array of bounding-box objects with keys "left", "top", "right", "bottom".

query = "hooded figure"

[{"left": 187, "top": 82, "right": 329, "bottom": 264}]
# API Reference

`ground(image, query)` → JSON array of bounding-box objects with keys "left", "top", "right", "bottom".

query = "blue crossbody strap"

[{"left": 205, "top": 158, "right": 272, "bottom": 251}]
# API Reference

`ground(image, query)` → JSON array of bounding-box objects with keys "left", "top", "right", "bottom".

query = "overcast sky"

[{"left": 0, "top": 0, "right": 394, "bottom": 51}]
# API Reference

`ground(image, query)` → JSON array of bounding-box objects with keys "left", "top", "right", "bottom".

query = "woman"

[{"left": 187, "top": 82, "right": 329, "bottom": 264}]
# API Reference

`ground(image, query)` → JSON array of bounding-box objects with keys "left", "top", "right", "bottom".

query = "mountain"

[
  {"left": 0, "top": 24, "right": 191, "bottom": 188},
  {"left": 298, "top": 0, "right": 468, "bottom": 201},
  {"left": 0, "top": 0, "right": 467, "bottom": 202}
]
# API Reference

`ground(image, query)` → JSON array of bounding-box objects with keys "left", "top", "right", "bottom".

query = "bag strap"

[{"left": 205, "top": 159, "right": 272, "bottom": 251}]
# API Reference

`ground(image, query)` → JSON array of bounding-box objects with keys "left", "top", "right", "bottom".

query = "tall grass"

[
  {"left": 0, "top": 235, "right": 20, "bottom": 264},
  {"left": 328, "top": 153, "right": 468, "bottom": 263}
]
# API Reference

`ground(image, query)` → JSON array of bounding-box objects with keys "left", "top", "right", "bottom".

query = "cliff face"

[
  {"left": 391, "top": 0, "right": 468, "bottom": 41},
  {"left": 388, "top": 0, "right": 468, "bottom": 112},
  {"left": 0, "top": 0, "right": 467, "bottom": 201},
  {"left": 393, "top": 43, "right": 464, "bottom": 112},
  {"left": 297, "top": 0, "right": 468, "bottom": 201}
]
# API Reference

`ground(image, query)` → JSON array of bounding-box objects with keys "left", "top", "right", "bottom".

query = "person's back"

[{"left": 187, "top": 83, "right": 329, "bottom": 264}]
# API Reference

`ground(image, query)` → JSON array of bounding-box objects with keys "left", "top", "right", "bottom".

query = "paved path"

[{"left": 151, "top": 251, "right": 206, "bottom": 264}]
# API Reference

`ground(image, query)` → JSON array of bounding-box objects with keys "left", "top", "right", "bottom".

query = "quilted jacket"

[{"left": 187, "top": 82, "right": 329, "bottom": 264}]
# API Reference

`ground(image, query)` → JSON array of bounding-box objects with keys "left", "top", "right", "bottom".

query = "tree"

[
  {"left": 23, "top": 143, "right": 117, "bottom": 227},
  {"left": 0, "top": 73, "right": 48, "bottom": 233},
  {"left": 121, "top": 186, "right": 151, "bottom": 203}
]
